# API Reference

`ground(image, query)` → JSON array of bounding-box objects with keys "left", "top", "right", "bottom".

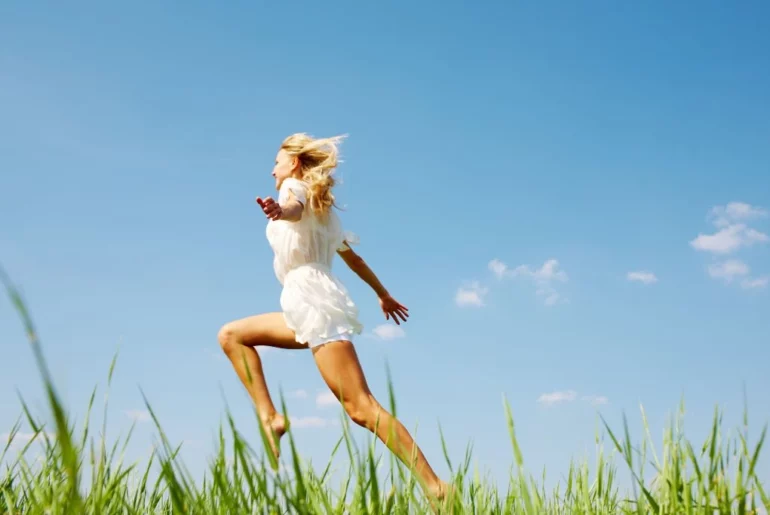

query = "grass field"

[{"left": 2, "top": 269, "right": 768, "bottom": 514}]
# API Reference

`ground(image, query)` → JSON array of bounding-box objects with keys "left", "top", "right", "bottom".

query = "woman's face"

[{"left": 272, "top": 148, "right": 298, "bottom": 190}]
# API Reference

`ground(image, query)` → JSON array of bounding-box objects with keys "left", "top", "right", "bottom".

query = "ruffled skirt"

[{"left": 280, "top": 263, "right": 364, "bottom": 347}]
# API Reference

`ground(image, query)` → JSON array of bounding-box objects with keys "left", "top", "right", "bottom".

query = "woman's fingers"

[
  {"left": 259, "top": 199, "right": 282, "bottom": 220},
  {"left": 257, "top": 196, "right": 274, "bottom": 208},
  {"left": 386, "top": 308, "right": 408, "bottom": 324},
  {"left": 257, "top": 196, "right": 282, "bottom": 219}
]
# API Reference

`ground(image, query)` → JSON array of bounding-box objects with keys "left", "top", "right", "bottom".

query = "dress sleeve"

[
  {"left": 329, "top": 210, "right": 359, "bottom": 251},
  {"left": 279, "top": 178, "right": 308, "bottom": 207},
  {"left": 336, "top": 230, "right": 360, "bottom": 251}
]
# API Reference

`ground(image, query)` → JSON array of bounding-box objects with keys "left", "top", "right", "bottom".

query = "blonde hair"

[{"left": 281, "top": 132, "right": 345, "bottom": 218}]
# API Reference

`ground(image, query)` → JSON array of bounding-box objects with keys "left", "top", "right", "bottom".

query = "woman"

[{"left": 217, "top": 133, "right": 448, "bottom": 502}]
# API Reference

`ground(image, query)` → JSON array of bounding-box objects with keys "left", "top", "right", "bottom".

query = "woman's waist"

[{"left": 279, "top": 261, "right": 334, "bottom": 279}]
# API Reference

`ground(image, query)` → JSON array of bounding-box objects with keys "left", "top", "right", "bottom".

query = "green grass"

[{"left": 1, "top": 267, "right": 768, "bottom": 514}]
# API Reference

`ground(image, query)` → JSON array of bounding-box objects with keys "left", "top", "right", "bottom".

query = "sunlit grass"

[{"left": 1, "top": 266, "right": 767, "bottom": 514}]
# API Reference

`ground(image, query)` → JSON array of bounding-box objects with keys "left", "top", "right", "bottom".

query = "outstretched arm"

[
  {"left": 256, "top": 191, "right": 304, "bottom": 222},
  {"left": 337, "top": 245, "right": 409, "bottom": 324}
]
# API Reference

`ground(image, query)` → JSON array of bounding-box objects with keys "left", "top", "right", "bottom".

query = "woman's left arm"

[{"left": 337, "top": 245, "right": 409, "bottom": 324}]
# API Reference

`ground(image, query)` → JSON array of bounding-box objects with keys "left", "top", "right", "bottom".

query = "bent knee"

[
  {"left": 217, "top": 323, "right": 240, "bottom": 354},
  {"left": 344, "top": 395, "right": 381, "bottom": 428}
]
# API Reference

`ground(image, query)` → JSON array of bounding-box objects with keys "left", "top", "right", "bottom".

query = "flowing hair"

[{"left": 280, "top": 133, "right": 346, "bottom": 218}]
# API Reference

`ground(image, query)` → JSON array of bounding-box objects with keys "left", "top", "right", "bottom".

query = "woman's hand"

[
  {"left": 379, "top": 294, "right": 409, "bottom": 325},
  {"left": 257, "top": 196, "right": 304, "bottom": 222},
  {"left": 256, "top": 196, "right": 283, "bottom": 221}
]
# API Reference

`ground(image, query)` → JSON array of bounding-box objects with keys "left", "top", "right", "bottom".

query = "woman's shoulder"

[
  {"left": 279, "top": 177, "right": 309, "bottom": 204},
  {"left": 279, "top": 177, "right": 309, "bottom": 192}
]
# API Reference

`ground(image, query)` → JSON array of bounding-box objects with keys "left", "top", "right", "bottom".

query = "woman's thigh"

[
  {"left": 311, "top": 340, "right": 373, "bottom": 401},
  {"left": 220, "top": 312, "right": 307, "bottom": 350}
]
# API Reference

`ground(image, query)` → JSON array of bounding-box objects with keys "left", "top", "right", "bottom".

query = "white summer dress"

[{"left": 265, "top": 177, "right": 364, "bottom": 347}]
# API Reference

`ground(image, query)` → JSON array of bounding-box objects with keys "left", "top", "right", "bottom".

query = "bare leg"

[
  {"left": 218, "top": 312, "right": 306, "bottom": 459},
  {"left": 311, "top": 340, "right": 448, "bottom": 502}
]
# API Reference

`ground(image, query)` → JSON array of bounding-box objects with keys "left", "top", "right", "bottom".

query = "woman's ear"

[{"left": 291, "top": 156, "right": 301, "bottom": 174}]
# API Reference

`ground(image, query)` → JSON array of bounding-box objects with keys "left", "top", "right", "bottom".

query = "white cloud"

[
  {"left": 455, "top": 281, "right": 488, "bottom": 307},
  {"left": 488, "top": 259, "right": 509, "bottom": 279},
  {"left": 542, "top": 292, "right": 561, "bottom": 306},
  {"left": 289, "top": 416, "right": 329, "bottom": 429},
  {"left": 707, "top": 260, "right": 750, "bottom": 283},
  {"left": 745, "top": 228, "right": 770, "bottom": 243},
  {"left": 287, "top": 389, "right": 308, "bottom": 399},
  {"left": 493, "top": 258, "right": 568, "bottom": 306},
  {"left": 372, "top": 324, "right": 405, "bottom": 341},
  {"left": 706, "top": 261, "right": 767, "bottom": 290},
  {"left": 511, "top": 259, "right": 569, "bottom": 282},
  {"left": 627, "top": 271, "right": 658, "bottom": 284},
  {"left": 536, "top": 391, "right": 609, "bottom": 407},
  {"left": 125, "top": 410, "right": 151, "bottom": 423},
  {"left": 690, "top": 224, "right": 768, "bottom": 254},
  {"left": 710, "top": 202, "right": 767, "bottom": 228},
  {"left": 741, "top": 276, "right": 769, "bottom": 290},
  {"left": 316, "top": 391, "right": 339, "bottom": 408},
  {"left": 691, "top": 202, "right": 768, "bottom": 254},
  {"left": 692, "top": 203, "right": 769, "bottom": 289},
  {"left": 582, "top": 395, "right": 609, "bottom": 406},
  {"left": 537, "top": 390, "right": 577, "bottom": 405}
]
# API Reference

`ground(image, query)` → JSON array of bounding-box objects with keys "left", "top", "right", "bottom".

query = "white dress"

[{"left": 265, "top": 178, "right": 364, "bottom": 347}]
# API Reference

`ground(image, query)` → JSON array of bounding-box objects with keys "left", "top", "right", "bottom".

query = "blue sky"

[{"left": 2, "top": 0, "right": 769, "bottom": 490}]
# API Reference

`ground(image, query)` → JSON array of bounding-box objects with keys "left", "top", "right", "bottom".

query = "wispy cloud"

[
  {"left": 707, "top": 260, "right": 750, "bottom": 283},
  {"left": 741, "top": 276, "right": 769, "bottom": 290},
  {"left": 710, "top": 202, "right": 767, "bottom": 228},
  {"left": 455, "top": 281, "right": 488, "bottom": 307},
  {"left": 124, "top": 410, "right": 151, "bottom": 423},
  {"left": 511, "top": 259, "right": 568, "bottom": 282},
  {"left": 582, "top": 395, "right": 610, "bottom": 406},
  {"left": 490, "top": 258, "right": 568, "bottom": 306},
  {"left": 627, "top": 271, "right": 658, "bottom": 284},
  {"left": 537, "top": 390, "right": 577, "bottom": 405},
  {"left": 488, "top": 259, "right": 509, "bottom": 279},
  {"left": 691, "top": 203, "right": 768, "bottom": 288},
  {"left": 372, "top": 324, "right": 405, "bottom": 341},
  {"left": 536, "top": 391, "right": 609, "bottom": 407},
  {"left": 316, "top": 391, "right": 339, "bottom": 408}
]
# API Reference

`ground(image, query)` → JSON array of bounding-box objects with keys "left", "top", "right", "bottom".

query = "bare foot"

[
  {"left": 260, "top": 413, "right": 287, "bottom": 462},
  {"left": 427, "top": 481, "right": 455, "bottom": 513}
]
